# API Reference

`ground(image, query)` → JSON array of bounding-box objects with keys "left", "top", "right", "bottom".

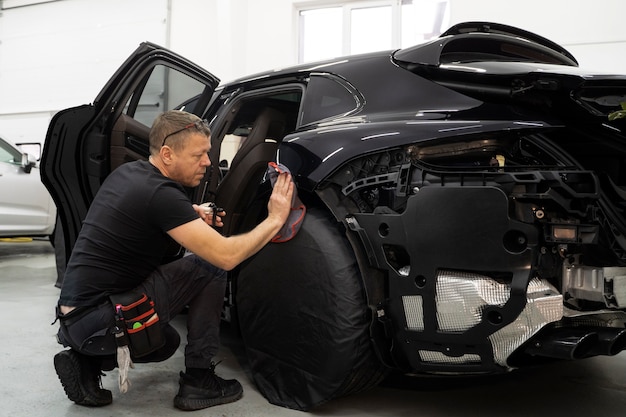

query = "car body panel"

[
  {"left": 0, "top": 136, "right": 56, "bottom": 237},
  {"left": 278, "top": 120, "right": 555, "bottom": 188}
]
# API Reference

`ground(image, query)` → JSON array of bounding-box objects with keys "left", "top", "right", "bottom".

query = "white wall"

[
  {"left": 0, "top": 0, "right": 168, "bottom": 144},
  {"left": 1, "top": 0, "right": 625, "bottom": 147},
  {"left": 168, "top": 0, "right": 297, "bottom": 83}
]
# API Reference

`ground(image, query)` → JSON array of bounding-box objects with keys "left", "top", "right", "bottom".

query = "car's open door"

[{"left": 41, "top": 42, "right": 220, "bottom": 262}]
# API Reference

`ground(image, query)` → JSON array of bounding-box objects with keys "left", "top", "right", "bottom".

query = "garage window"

[{"left": 298, "top": 0, "right": 449, "bottom": 63}]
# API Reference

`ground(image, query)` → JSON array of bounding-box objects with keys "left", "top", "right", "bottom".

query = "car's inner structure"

[{"left": 318, "top": 126, "right": 626, "bottom": 374}]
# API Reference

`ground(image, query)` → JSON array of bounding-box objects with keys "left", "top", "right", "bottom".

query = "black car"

[{"left": 42, "top": 22, "right": 626, "bottom": 411}]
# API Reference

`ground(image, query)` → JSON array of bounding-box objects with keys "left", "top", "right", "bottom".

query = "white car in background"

[{"left": 0, "top": 135, "right": 56, "bottom": 240}]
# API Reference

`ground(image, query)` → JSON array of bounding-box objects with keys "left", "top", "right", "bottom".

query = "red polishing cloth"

[{"left": 267, "top": 162, "right": 306, "bottom": 243}]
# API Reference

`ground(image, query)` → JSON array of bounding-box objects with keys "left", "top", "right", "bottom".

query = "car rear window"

[{"left": 439, "top": 37, "right": 569, "bottom": 65}]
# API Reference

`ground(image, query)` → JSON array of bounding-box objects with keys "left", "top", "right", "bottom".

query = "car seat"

[{"left": 215, "top": 107, "right": 286, "bottom": 235}]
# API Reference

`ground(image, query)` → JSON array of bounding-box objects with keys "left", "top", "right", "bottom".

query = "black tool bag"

[{"left": 109, "top": 291, "right": 164, "bottom": 358}]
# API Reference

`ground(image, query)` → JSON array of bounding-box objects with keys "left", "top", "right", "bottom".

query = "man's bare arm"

[{"left": 168, "top": 172, "right": 294, "bottom": 270}]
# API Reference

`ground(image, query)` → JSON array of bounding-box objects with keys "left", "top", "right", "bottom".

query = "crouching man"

[{"left": 53, "top": 110, "right": 293, "bottom": 411}]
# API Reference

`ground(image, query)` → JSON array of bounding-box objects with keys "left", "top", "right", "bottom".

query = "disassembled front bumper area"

[{"left": 329, "top": 131, "right": 626, "bottom": 374}]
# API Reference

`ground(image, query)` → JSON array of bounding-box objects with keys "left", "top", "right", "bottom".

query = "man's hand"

[
  {"left": 193, "top": 203, "right": 226, "bottom": 227},
  {"left": 267, "top": 172, "right": 294, "bottom": 227}
]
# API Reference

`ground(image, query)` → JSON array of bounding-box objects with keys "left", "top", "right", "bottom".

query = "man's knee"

[{"left": 56, "top": 303, "right": 117, "bottom": 356}]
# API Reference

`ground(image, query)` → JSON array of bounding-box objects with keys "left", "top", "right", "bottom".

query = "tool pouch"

[{"left": 109, "top": 291, "right": 164, "bottom": 358}]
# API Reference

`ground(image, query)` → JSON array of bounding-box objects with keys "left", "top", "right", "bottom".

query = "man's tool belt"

[{"left": 109, "top": 291, "right": 165, "bottom": 358}]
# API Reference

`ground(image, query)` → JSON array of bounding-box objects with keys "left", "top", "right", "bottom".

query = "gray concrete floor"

[{"left": 2, "top": 239, "right": 626, "bottom": 416}]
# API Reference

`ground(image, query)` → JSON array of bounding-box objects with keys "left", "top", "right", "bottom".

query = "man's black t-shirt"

[{"left": 59, "top": 160, "right": 199, "bottom": 307}]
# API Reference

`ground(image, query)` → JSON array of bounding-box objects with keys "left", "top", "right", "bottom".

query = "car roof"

[{"left": 223, "top": 21, "right": 579, "bottom": 90}]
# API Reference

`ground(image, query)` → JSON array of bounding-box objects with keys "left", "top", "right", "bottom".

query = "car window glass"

[
  {"left": 124, "top": 65, "right": 208, "bottom": 127},
  {"left": 300, "top": 75, "right": 359, "bottom": 126},
  {"left": 440, "top": 38, "right": 567, "bottom": 65},
  {"left": 110, "top": 65, "right": 211, "bottom": 167},
  {"left": 0, "top": 138, "right": 21, "bottom": 165}
]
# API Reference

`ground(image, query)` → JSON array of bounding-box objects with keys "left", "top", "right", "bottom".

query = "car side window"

[
  {"left": 214, "top": 89, "right": 302, "bottom": 173},
  {"left": 110, "top": 65, "right": 211, "bottom": 170},
  {"left": 0, "top": 138, "right": 21, "bottom": 165},
  {"left": 300, "top": 74, "right": 361, "bottom": 126},
  {"left": 125, "top": 65, "right": 208, "bottom": 127}
]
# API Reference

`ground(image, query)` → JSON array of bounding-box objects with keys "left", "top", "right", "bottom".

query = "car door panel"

[
  {"left": 41, "top": 42, "right": 220, "bottom": 260},
  {"left": 0, "top": 162, "right": 53, "bottom": 236},
  {"left": 110, "top": 114, "right": 151, "bottom": 170}
]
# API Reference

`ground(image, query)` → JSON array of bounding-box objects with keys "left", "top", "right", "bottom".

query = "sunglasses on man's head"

[{"left": 161, "top": 119, "right": 209, "bottom": 147}]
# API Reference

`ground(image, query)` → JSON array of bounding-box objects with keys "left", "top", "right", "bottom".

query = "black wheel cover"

[{"left": 236, "top": 208, "right": 376, "bottom": 410}]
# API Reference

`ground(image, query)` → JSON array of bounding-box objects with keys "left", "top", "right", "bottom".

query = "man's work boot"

[
  {"left": 54, "top": 349, "right": 112, "bottom": 406},
  {"left": 173, "top": 362, "right": 243, "bottom": 411}
]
